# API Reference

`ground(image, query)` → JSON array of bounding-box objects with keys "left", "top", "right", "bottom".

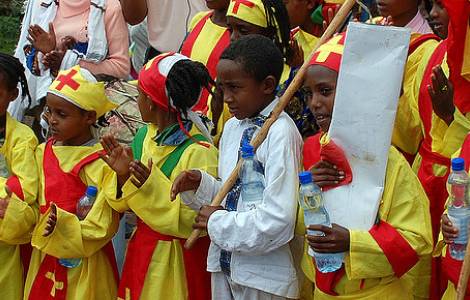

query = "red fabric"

[
  {"left": 460, "top": 134, "right": 470, "bottom": 169},
  {"left": 180, "top": 12, "right": 231, "bottom": 113},
  {"left": 118, "top": 219, "right": 211, "bottom": 300},
  {"left": 314, "top": 265, "right": 345, "bottom": 295},
  {"left": 30, "top": 140, "right": 117, "bottom": 299},
  {"left": 6, "top": 175, "right": 24, "bottom": 201},
  {"left": 303, "top": 134, "right": 322, "bottom": 170},
  {"left": 55, "top": 69, "right": 79, "bottom": 91},
  {"left": 231, "top": 0, "right": 255, "bottom": 13},
  {"left": 408, "top": 34, "right": 440, "bottom": 55},
  {"left": 442, "top": 0, "right": 470, "bottom": 113},
  {"left": 369, "top": 220, "right": 419, "bottom": 277},
  {"left": 442, "top": 250, "right": 470, "bottom": 297},
  {"left": 309, "top": 33, "right": 346, "bottom": 73},
  {"left": 20, "top": 244, "right": 33, "bottom": 280}
]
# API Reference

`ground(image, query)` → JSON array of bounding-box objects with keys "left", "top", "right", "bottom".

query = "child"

[
  {"left": 428, "top": 0, "right": 449, "bottom": 39},
  {"left": 172, "top": 34, "right": 302, "bottom": 299},
  {"left": 101, "top": 53, "right": 219, "bottom": 300},
  {"left": 0, "top": 53, "right": 39, "bottom": 300},
  {"left": 180, "top": 0, "right": 231, "bottom": 112},
  {"left": 24, "top": 65, "right": 121, "bottom": 300},
  {"left": 375, "top": 0, "right": 433, "bottom": 33},
  {"left": 302, "top": 34, "right": 433, "bottom": 298}
]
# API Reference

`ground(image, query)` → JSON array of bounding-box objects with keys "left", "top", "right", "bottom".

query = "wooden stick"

[
  {"left": 457, "top": 240, "right": 470, "bottom": 299},
  {"left": 184, "top": 0, "right": 357, "bottom": 250}
]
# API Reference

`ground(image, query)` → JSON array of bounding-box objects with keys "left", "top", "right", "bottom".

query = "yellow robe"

[
  {"left": 0, "top": 113, "right": 39, "bottom": 300},
  {"left": 106, "top": 124, "right": 218, "bottom": 300},
  {"left": 25, "top": 143, "right": 120, "bottom": 300},
  {"left": 300, "top": 147, "right": 433, "bottom": 299},
  {"left": 292, "top": 28, "right": 320, "bottom": 62}
]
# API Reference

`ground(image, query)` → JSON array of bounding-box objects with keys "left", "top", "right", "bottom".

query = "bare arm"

[{"left": 120, "top": 0, "right": 148, "bottom": 25}]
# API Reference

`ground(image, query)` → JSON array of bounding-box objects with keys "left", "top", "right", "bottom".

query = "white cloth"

[
  {"left": 10, "top": 0, "right": 108, "bottom": 120},
  {"left": 211, "top": 272, "right": 289, "bottom": 300},
  {"left": 146, "top": 0, "right": 206, "bottom": 52},
  {"left": 195, "top": 99, "right": 302, "bottom": 298}
]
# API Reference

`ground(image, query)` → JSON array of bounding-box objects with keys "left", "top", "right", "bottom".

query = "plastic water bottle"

[
  {"left": 59, "top": 186, "right": 98, "bottom": 268},
  {"left": 299, "top": 171, "right": 343, "bottom": 273},
  {"left": 447, "top": 158, "right": 470, "bottom": 260},
  {"left": 240, "top": 143, "right": 265, "bottom": 211}
]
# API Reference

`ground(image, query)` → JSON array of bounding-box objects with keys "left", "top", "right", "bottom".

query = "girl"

[
  {"left": 210, "top": 0, "right": 317, "bottom": 142},
  {"left": 302, "top": 34, "right": 432, "bottom": 299},
  {"left": 180, "top": 0, "right": 231, "bottom": 112},
  {"left": 101, "top": 53, "right": 219, "bottom": 300},
  {"left": 0, "top": 53, "right": 39, "bottom": 300},
  {"left": 24, "top": 65, "right": 121, "bottom": 300}
]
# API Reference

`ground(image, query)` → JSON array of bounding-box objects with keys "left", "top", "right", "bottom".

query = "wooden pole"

[
  {"left": 184, "top": 0, "right": 357, "bottom": 250},
  {"left": 457, "top": 239, "right": 470, "bottom": 299}
]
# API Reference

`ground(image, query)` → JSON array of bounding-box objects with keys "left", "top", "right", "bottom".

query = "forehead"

[
  {"left": 46, "top": 93, "right": 81, "bottom": 112},
  {"left": 217, "top": 59, "right": 251, "bottom": 81},
  {"left": 304, "top": 65, "right": 338, "bottom": 85}
]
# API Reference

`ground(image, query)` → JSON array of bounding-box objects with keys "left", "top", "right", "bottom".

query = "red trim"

[
  {"left": 180, "top": 13, "right": 213, "bottom": 58},
  {"left": 28, "top": 255, "right": 68, "bottom": 300},
  {"left": 369, "top": 220, "right": 419, "bottom": 277},
  {"left": 460, "top": 134, "right": 470, "bottom": 170},
  {"left": 118, "top": 220, "right": 211, "bottom": 300},
  {"left": 442, "top": 250, "right": 470, "bottom": 296},
  {"left": 314, "top": 264, "right": 345, "bottom": 295},
  {"left": 6, "top": 175, "right": 24, "bottom": 200},
  {"left": 408, "top": 34, "right": 440, "bottom": 56},
  {"left": 232, "top": 0, "right": 255, "bottom": 13}
]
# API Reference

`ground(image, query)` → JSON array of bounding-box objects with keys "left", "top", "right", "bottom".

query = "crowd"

[{"left": 0, "top": 0, "right": 468, "bottom": 299}]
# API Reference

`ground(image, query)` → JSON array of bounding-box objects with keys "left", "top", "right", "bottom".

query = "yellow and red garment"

[
  {"left": 0, "top": 113, "right": 39, "bottom": 300},
  {"left": 291, "top": 27, "right": 320, "bottom": 62},
  {"left": 309, "top": 33, "right": 345, "bottom": 71},
  {"left": 25, "top": 142, "right": 120, "bottom": 300},
  {"left": 227, "top": 0, "right": 267, "bottom": 27},
  {"left": 302, "top": 134, "right": 432, "bottom": 298},
  {"left": 180, "top": 11, "right": 230, "bottom": 113},
  {"left": 105, "top": 124, "right": 218, "bottom": 300}
]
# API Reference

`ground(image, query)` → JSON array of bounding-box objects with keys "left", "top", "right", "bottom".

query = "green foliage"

[{"left": 0, "top": 0, "right": 23, "bottom": 54}]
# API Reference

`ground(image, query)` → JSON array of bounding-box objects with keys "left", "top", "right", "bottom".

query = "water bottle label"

[{"left": 303, "top": 194, "right": 321, "bottom": 210}]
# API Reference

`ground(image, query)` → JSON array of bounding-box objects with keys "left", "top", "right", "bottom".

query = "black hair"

[
  {"left": 0, "top": 53, "right": 31, "bottom": 107},
  {"left": 262, "top": 0, "right": 293, "bottom": 62},
  {"left": 220, "top": 34, "right": 284, "bottom": 86},
  {"left": 166, "top": 60, "right": 215, "bottom": 116}
]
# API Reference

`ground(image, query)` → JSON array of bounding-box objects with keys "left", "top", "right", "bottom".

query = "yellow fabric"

[
  {"left": 49, "top": 65, "right": 117, "bottom": 117},
  {"left": 293, "top": 28, "right": 320, "bottom": 62},
  {"left": 107, "top": 124, "right": 218, "bottom": 299},
  {"left": 313, "top": 34, "right": 344, "bottom": 63},
  {"left": 25, "top": 143, "right": 121, "bottom": 300},
  {"left": 462, "top": 21, "right": 470, "bottom": 81},
  {"left": 300, "top": 147, "right": 433, "bottom": 297},
  {"left": 227, "top": 0, "right": 267, "bottom": 28},
  {"left": 441, "top": 281, "right": 457, "bottom": 300},
  {"left": 392, "top": 35, "right": 439, "bottom": 156},
  {"left": 325, "top": 0, "right": 345, "bottom": 3},
  {"left": 0, "top": 114, "right": 39, "bottom": 300}
]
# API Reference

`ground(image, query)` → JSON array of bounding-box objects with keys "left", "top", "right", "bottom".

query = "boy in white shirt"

[{"left": 171, "top": 34, "right": 302, "bottom": 299}]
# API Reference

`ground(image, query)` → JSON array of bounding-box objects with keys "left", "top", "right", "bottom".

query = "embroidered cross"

[
  {"left": 56, "top": 69, "right": 80, "bottom": 91},
  {"left": 231, "top": 0, "right": 255, "bottom": 14},
  {"left": 46, "top": 272, "right": 64, "bottom": 297},
  {"left": 315, "top": 35, "right": 344, "bottom": 63}
]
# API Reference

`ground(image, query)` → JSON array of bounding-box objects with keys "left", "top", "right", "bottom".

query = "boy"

[
  {"left": 302, "top": 33, "right": 433, "bottom": 299},
  {"left": 375, "top": 0, "right": 433, "bottom": 33},
  {"left": 172, "top": 35, "right": 302, "bottom": 299}
]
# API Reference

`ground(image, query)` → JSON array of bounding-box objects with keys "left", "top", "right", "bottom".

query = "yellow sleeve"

[
  {"left": 440, "top": 109, "right": 470, "bottom": 157},
  {"left": 345, "top": 148, "right": 433, "bottom": 279},
  {"left": 189, "top": 11, "right": 209, "bottom": 32},
  {"left": 114, "top": 143, "right": 218, "bottom": 238},
  {"left": 31, "top": 166, "right": 120, "bottom": 258}
]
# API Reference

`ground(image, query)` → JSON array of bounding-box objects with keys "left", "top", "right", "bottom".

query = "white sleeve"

[
  {"left": 180, "top": 170, "right": 223, "bottom": 211},
  {"left": 207, "top": 119, "right": 301, "bottom": 255}
]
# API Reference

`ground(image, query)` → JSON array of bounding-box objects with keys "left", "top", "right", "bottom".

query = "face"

[
  {"left": 205, "top": 0, "right": 230, "bottom": 10},
  {"left": 227, "top": 16, "right": 266, "bottom": 42},
  {"left": 283, "top": 0, "right": 314, "bottom": 28},
  {"left": 216, "top": 59, "right": 276, "bottom": 120},
  {"left": 303, "top": 65, "right": 338, "bottom": 132},
  {"left": 137, "top": 88, "right": 155, "bottom": 123},
  {"left": 376, "top": 0, "right": 417, "bottom": 19},
  {"left": 0, "top": 75, "right": 18, "bottom": 116},
  {"left": 46, "top": 94, "right": 96, "bottom": 145},
  {"left": 429, "top": 0, "right": 449, "bottom": 39}
]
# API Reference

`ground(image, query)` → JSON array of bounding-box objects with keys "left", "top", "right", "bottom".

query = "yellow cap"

[
  {"left": 227, "top": 0, "right": 267, "bottom": 28},
  {"left": 48, "top": 66, "right": 117, "bottom": 118}
]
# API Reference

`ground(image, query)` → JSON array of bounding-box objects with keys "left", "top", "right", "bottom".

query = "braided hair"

[
  {"left": 0, "top": 53, "right": 31, "bottom": 107},
  {"left": 166, "top": 60, "right": 215, "bottom": 116},
  {"left": 262, "top": 0, "right": 293, "bottom": 62}
]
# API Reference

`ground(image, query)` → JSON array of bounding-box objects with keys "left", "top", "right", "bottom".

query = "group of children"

[{"left": 0, "top": 0, "right": 469, "bottom": 299}]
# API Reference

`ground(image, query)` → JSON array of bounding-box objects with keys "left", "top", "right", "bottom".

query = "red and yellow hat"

[
  {"left": 309, "top": 33, "right": 346, "bottom": 72},
  {"left": 48, "top": 65, "right": 117, "bottom": 118},
  {"left": 227, "top": 0, "right": 267, "bottom": 28}
]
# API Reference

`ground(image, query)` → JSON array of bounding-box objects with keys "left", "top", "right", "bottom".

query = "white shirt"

[
  {"left": 146, "top": 0, "right": 207, "bottom": 52},
  {"left": 195, "top": 99, "right": 302, "bottom": 298}
]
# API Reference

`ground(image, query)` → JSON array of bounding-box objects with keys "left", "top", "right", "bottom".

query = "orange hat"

[{"left": 309, "top": 33, "right": 346, "bottom": 72}]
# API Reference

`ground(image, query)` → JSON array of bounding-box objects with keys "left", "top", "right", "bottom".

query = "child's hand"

[
  {"left": 170, "top": 170, "right": 202, "bottom": 201},
  {"left": 193, "top": 205, "right": 225, "bottom": 230},
  {"left": 442, "top": 214, "right": 459, "bottom": 244},
  {"left": 0, "top": 187, "right": 12, "bottom": 219},
  {"left": 322, "top": 4, "right": 341, "bottom": 32},
  {"left": 28, "top": 23, "right": 56, "bottom": 54},
  {"left": 310, "top": 160, "right": 345, "bottom": 188},
  {"left": 100, "top": 135, "right": 133, "bottom": 182},
  {"left": 43, "top": 50, "right": 65, "bottom": 77},
  {"left": 129, "top": 159, "right": 153, "bottom": 188},
  {"left": 307, "top": 223, "right": 350, "bottom": 253},
  {"left": 428, "top": 65, "right": 455, "bottom": 126},
  {"left": 43, "top": 203, "right": 57, "bottom": 237},
  {"left": 287, "top": 39, "right": 304, "bottom": 68}
]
